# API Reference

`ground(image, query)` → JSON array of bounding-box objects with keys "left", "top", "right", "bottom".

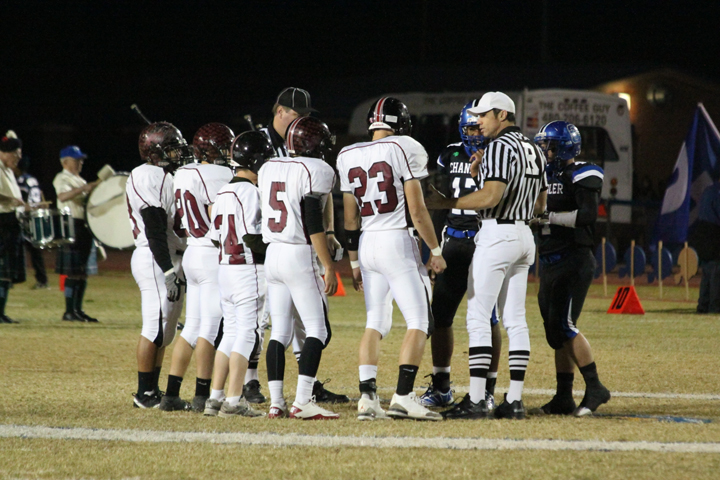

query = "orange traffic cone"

[
  {"left": 333, "top": 272, "right": 346, "bottom": 297},
  {"left": 59, "top": 274, "right": 67, "bottom": 292},
  {"left": 607, "top": 286, "right": 644, "bottom": 314}
]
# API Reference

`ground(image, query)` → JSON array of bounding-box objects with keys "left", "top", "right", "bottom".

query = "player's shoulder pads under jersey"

[
  {"left": 380, "top": 135, "right": 429, "bottom": 180},
  {"left": 568, "top": 161, "right": 603, "bottom": 191},
  {"left": 298, "top": 155, "right": 336, "bottom": 195},
  {"left": 437, "top": 142, "right": 466, "bottom": 169},
  {"left": 129, "top": 164, "right": 169, "bottom": 208}
]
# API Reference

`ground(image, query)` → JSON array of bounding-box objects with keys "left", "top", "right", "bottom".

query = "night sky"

[{"left": 2, "top": 0, "right": 719, "bottom": 189}]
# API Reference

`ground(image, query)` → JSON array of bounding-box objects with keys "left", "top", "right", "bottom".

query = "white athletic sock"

[
  {"left": 506, "top": 380, "right": 524, "bottom": 403},
  {"left": 295, "top": 375, "right": 315, "bottom": 405},
  {"left": 210, "top": 389, "right": 225, "bottom": 401},
  {"left": 268, "top": 380, "right": 284, "bottom": 406},
  {"left": 227, "top": 395, "right": 241, "bottom": 407},
  {"left": 359, "top": 365, "right": 378, "bottom": 382},
  {"left": 469, "top": 376, "right": 487, "bottom": 404},
  {"left": 244, "top": 369, "right": 259, "bottom": 384},
  {"left": 433, "top": 366, "right": 451, "bottom": 375}
]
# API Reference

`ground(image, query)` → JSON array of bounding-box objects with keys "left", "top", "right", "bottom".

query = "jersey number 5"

[
  {"left": 268, "top": 182, "right": 288, "bottom": 232},
  {"left": 347, "top": 161, "right": 399, "bottom": 217}
]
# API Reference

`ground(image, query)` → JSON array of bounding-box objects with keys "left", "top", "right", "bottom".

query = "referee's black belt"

[
  {"left": 446, "top": 227, "right": 477, "bottom": 239},
  {"left": 494, "top": 219, "right": 529, "bottom": 225}
]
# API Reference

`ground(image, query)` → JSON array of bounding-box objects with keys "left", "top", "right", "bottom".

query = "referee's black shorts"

[{"left": 537, "top": 247, "right": 596, "bottom": 349}]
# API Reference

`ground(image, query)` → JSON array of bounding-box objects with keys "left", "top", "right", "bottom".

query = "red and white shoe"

[
  {"left": 267, "top": 403, "right": 288, "bottom": 419},
  {"left": 289, "top": 397, "right": 340, "bottom": 420}
]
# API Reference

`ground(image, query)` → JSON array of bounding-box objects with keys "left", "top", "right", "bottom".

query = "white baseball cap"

[{"left": 467, "top": 91, "right": 516, "bottom": 114}]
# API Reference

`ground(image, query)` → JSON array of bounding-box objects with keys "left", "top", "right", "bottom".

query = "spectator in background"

[
  {"left": 691, "top": 180, "right": 720, "bottom": 313},
  {"left": 12, "top": 155, "right": 49, "bottom": 289}
]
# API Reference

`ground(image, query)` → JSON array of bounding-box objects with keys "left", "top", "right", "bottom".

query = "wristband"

[
  {"left": 164, "top": 269, "right": 175, "bottom": 277},
  {"left": 326, "top": 230, "right": 335, "bottom": 235},
  {"left": 350, "top": 260, "right": 360, "bottom": 269},
  {"left": 431, "top": 246, "right": 442, "bottom": 256}
]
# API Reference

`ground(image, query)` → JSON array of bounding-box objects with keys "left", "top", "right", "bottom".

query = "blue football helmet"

[
  {"left": 533, "top": 121, "right": 582, "bottom": 164},
  {"left": 459, "top": 100, "right": 486, "bottom": 156}
]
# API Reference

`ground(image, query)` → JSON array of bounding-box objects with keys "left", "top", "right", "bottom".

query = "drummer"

[
  {"left": 53, "top": 145, "right": 100, "bottom": 323},
  {"left": 0, "top": 131, "right": 28, "bottom": 324}
]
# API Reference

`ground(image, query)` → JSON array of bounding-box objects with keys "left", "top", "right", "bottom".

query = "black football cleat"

[
  {"left": 1, "top": 315, "right": 19, "bottom": 324},
  {"left": 158, "top": 395, "right": 192, "bottom": 412},
  {"left": 76, "top": 310, "right": 99, "bottom": 323},
  {"left": 574, "top": 384, "right": 611, "bottom": 417},
  {"left": 62, "top": 311, "right": 85, "bottom": 322},
  {"left": 313, "top": 379, "right": 350, "bottom": 404},
  {"left": 133, "top": 391, "right": 162, "bottom": 409},
  {"left": 243, "top": 379, "right": 267, "bottom": 404},
  {"left": 441, "top": 394, "right": 489, "bottom": 420},
  {"left": 494, "top": 394, "right": 526, "bottom": 420},
  {"left": 529, "top": 395, "right": 576, "bottom": 416}
]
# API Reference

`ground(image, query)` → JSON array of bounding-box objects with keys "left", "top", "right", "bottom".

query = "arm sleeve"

[
  {"left": 303, "top": 194, "right": 325, "bottom": 235},
  {"left": 140, "top": 206, "right": 174, "bottom": 273},
  {"left": 574, "top": 186, "right": 600, "bottom": 227}
]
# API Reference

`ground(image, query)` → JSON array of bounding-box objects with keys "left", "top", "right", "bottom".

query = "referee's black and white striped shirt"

[
  {"left": 478, "top": 126, "right": 547, "bottom": 222},
  {"left": 258, "top": 124, "right": 287, "bottom": 158}
]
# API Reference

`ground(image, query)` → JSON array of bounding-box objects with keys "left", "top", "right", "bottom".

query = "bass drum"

[{"left": 86, "top": 172, "right": 135, "bottom": 249}]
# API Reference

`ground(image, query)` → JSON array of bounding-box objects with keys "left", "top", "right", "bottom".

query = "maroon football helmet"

[
  {"left": 138, "top": 122, "right": 194, "bottom": 167},
  {"left": 285, "top": 117, "right": 335, "bottom": 161},
  {"left": 193, "top": 123, "right": 235, "bottom": 165}
]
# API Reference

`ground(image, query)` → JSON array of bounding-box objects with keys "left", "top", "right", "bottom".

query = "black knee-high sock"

[
  {"left": 0, "top": 280, "right": 10, "bottom": 316},
  {"left": 64, "top": 279, "right": 76, "bottom": 313},
  {"left": 74, "top": 279, "right": 87, "bottom": 312},
  {"left": 579, "top": 362, "right": 601, "bottom": 388},
  {"left": 298, "top": 337, "right": 324, "bottom": 378},
  {"left": 266, "top": 339, "right": 286, "bottom": 382},
  {"left": 397, "top": 365, "right": 419, "bottom": 396}
]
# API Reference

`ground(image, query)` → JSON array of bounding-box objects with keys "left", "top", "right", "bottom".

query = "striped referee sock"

[
  {"left": 507, "top": 350, "right": 530, "bottom": 402},
  {"left": 469, "top": 346, "right": 492, "bottom": 403}
]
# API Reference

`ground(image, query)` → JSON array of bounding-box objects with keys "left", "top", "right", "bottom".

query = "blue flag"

[{"left": 653, "top": 104, "right": 720, "bottom": 244}]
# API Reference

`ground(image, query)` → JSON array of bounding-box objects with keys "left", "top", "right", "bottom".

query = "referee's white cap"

[{"left": 468, "top": 91, "right": 516, "bottom": 114}]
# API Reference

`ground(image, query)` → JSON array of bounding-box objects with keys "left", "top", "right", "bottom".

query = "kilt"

[
  {"left": 0, "top": 212, "right": 26, "bottom": 283},
  {"left": 55, "top": 220, "right": 94, "bottom": 276}
]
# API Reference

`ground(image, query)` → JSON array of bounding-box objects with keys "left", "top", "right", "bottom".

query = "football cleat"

[
  {"left": 290, "top": 397, "right": 339, "bottom": 420},
  {"left": 1, "top": 315, "right": 19, "bottom": 324},
  {"left": 494, "top": 394, "right": 526, "bottom": 420},
  {"left": 357, "top": 394, "right": 390, "bottom": 421},
  {"left": 158, "top": 395, "right": 191, "bottom": 412},
  {"left": 387, "top": 392, "right": 442, "bottom": 421},
  {"left": 268, "top": 403, "right": 288, "bottom": 419},
  {"left": 62, "top": 311, "right": 84, "bottom": 322},
  {"left": 485, "top": 391, "right": 496, "bottom": 412},
  {"left": 243, "top": 379, "right": 266, "bottom": 404},
  {"left": 203, "top": 398, "right": 223, "bottom": 417},
  {"left": 441, "top": 394, "right": 488, "bottom": 420},
  {"left": 133, "top": 391, "right": 161, "bottom": 409},
  {"left": 218, "top": 398, "right": 265, "bottom": 418},
  {"left": 313, "top": 379, "right": 350, "bottom": 404},
  {"left": 574, "top": 384, "right": 611, "bottom": 417},
  {"left": 419, "top": 382, "right": 454, "bottom": 407},
  {"left": 529, "top": 395, "right": 577, "bottom": 416},
  {"left": 191, "top": 395, "right": 209, "bottom": 413},
  {"left": 76, "top": 310, "right": 99, "bottom": 323}
]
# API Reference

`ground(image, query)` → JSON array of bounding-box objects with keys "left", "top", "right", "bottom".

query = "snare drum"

[{"left": 26, "top": 208, "right": 76, "bottom": 249}]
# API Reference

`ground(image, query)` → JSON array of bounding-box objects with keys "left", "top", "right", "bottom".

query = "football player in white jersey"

[
  {"left": 127, "top": 122, "right": 193, "bottom": 409},
  {"left": 258, "top": 116, "right": 340, "bottom": 420},
  {"left": 202, "top": 131, "right": 276, "bottom": 418},
  {"left": 337, "top": 97, "right": 446, "bottom": 421},
  {"left": 158, "top": 123, "right": 234, "bottom": 412}
]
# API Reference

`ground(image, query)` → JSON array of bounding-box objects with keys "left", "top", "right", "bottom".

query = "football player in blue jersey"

[
  {"left": 420, "top": 100, "right": 502, "bottom": 415},
  {"left": 531, "top": 121, "right": 611, "bottom": 417}
]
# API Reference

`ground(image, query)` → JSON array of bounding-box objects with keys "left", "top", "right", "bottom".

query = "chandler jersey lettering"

[
  {"left": 210, "top": 178, "right": 262, "bottom": 265},
  {"left": 126, "top": 163, "right": 183, "bottom": 252},
  {"left": 337, "top": 135, "right": 428, "bottom": 231},
  {"left": 539, "top": 162, "right": 604, "bottom": 254},
  {"left": 258, "top": 156, "right": 336, "bottom": 245},
  {"left": 436, "top": 143, "right": 479, "bottom": 231},
  {"left": 174, "top": 163, "right": 233, "bottom": 247},
  {"left": 478, "top": 126, "right": 547, "bottom": 221}
]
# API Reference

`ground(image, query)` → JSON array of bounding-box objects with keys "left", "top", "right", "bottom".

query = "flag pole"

[
  {"left": 602, "top": 237, "right": 607, "bottom": 297},
  {"left": 658, "top": 240, "right": 663, "bottom": 299}
]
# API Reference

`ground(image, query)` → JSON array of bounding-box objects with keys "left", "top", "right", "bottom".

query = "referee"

[{"left": 427, "top": 91, "right": 547, "bottom": 420}]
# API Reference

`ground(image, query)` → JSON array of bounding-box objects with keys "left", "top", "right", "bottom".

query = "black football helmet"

[
  {"left": 193, "top": 123, "right": 235, "bottom": 165},
  {"left": 138, "top": 122, "right": 194, "bottom": 167},
  {"left": 366, "top": 97, "right": 412, "bottom": 135},
  {"left": 285, "top": 117, "right": 335, "bottom": 161},
  {"left": 230, "top": 131, "right": 276, "bottom": 173}
]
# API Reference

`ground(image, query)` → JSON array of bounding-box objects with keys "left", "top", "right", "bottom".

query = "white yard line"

[{"left": 1, "top": 424, "right": 719, "bottom": 453}]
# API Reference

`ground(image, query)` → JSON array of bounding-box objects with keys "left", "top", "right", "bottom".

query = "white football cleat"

[
  {"left": 387, "top": 392, "right": 442, "bottom": 421},
  {"left": 357, "top": 394, "right": 390, "bottom": 421},
  {"left": 289, "top": 397, "right": 339, "bottom": 420}
]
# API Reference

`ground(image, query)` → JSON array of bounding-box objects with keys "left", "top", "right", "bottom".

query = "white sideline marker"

[{"left": 2, "top": 425, "right": 720, "bottom": 454}]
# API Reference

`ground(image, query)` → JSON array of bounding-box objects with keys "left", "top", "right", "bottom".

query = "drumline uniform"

[
  {"left": 53, "top": 167, "right": 96, "bottom": 320},
  {"left": 258, "top": 154, "right": 336, "bottom": 413},
  {"left": 466, "top": 126, "right": 546, "bottom": 412},
  {"left": 173, "top": 163, "right": 233, "bottom": 350},
  {"left": 126, "top": 163, "right": 185, "bottom": 348},
  {"left": 209, "top": 177, "right": 265, "bottom": 377},
  {"left": 0, "top": 160, "right": 24, "bottom": 323}
]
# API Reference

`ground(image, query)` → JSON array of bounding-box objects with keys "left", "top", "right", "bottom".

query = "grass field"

[{"left": 1, "top": 267, "right": 720, "bottom": 479}]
